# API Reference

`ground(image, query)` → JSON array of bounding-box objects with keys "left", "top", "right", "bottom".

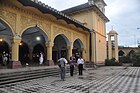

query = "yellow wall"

[
  {"left": 0, "top": 1, "right": 90, "bottom": 61},
  {"left": 96, "top": 33, "right": 106, "bottom": 63},
  {"left": 69, "top": 9, "right": 107, "bottom": 64},
  {"left": 70, "top": 10, "right": 93, "bottom": 29}
]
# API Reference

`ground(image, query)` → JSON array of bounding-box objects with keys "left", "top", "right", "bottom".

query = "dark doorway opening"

[
  {"left": 33, "top": 44, "right": 44, "bottom": 65},
  {"left": 19, "top": 42, "right": 29, "bottom": 66},
  {"left": 0, "top": 41, "right": 9, "bottom": 67}
]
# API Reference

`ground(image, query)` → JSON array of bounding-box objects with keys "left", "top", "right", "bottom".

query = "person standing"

[
  {"left": 58, "top": 56, "right": 68, "bottom": 81},
  {"left": 77, "top": 56, "right": 84, "bottom": 76},
  {"left": 69, "top": 56, "right": 76, "bottom": 76},
  {"left": 39, "top": 52, "right": 44, "bottom": 65},
  {"left": 2, "top": 55, "right": 8, "bottom": 66}
]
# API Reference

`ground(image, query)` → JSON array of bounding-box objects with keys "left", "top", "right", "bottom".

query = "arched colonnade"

[{"left": 0, "top": 18, "right": 86, "bottom": 68}]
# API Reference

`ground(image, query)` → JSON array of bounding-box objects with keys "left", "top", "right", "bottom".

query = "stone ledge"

[{"left": 8, "top": 61, "right": 22, "bottom": 69}]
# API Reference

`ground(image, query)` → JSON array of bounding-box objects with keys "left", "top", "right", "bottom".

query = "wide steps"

[{"left": 0, "top": 66, "right": 72, "bottom": 86}]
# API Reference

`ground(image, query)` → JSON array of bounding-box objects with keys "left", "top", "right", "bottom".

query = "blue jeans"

[{"left": 60, "top": 67, "right": 65, "bottom": 80}]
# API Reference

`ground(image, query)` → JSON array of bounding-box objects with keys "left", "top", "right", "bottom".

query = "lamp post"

[
  {"left": 133, "top": 34, "right": 137, "bottom": 47},
  {"left": 137, "top": 28, "right": 140, "bottom": 47}
]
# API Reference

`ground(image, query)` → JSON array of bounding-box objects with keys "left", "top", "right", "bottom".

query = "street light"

[{"left": 137, "top": 28, "right": 140, "bottom": 47}]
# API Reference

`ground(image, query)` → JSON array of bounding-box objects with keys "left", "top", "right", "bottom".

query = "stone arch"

[
  {"left": 53, "top": 34, "right": 70, "bottom": 50},
  {"left": 0, "top": 18, "right": 14, "bottom": 35},
  {"left": 53, "top": 33, "right": 71, "bottom": 46},
  {"left": 128, "top": 50, "right": 135, "bottom": 56},
  {"left": 128, "top": 50, "right": 135, "bottom": 59},
  {"left": 0, "top": 18, "right": 14, "bottom": 67},
  {"left": 0, "top": 18, "right": 14, "bottom": 47},
  {"left": 73, "top": 33, "right": 85, "bottom": 49},
  {"left": 73, "top": 38, "right": 84, "bottom": 59},
  {"left": 54, "top": 34, "right": 70, "bottom": 46},
  {"left": 21, "top": 26, "right": 49, "bottom": 51},
  {"left": 73, "top": 38, "right": 84, "bottom": 49},
  {"left": 21, "top": 26, "right": 49, "bottom": 66},
  {"left": 52, "top": 34, "right": 70, "bottom": 64},
  {"left": 118, "top": 50, "right": 125, "bottom": 57},
  {"left": 21, "top": 26, "right": 49, "bottom": 42}
]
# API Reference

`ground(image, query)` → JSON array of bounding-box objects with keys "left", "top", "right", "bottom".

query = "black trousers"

[
  {"left": 78, "top": 64, "right": 83, "bottom": 75},
  {"left": 70, "top": 65, "right": 74, "bottom": 76}
]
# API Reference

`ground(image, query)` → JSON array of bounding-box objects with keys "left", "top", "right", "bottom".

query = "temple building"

[{"left": 0, "top": 0, "right": 109, "bottom": 68}]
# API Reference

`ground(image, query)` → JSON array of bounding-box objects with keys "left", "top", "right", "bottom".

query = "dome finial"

[
  {"left": 111, "top": 25, "right": 114, "bottom": 30},
  {"left": 88, "top": 0, "right": 94, "bottom": 5}
]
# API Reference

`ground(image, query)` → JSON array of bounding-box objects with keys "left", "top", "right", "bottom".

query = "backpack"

[{"left": 58, "top": 58, "right": 65, "bottom": 67}]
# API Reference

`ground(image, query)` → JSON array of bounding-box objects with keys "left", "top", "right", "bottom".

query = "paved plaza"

[{"left": 0, "top": 66, "right": 140, "bottom": 93}]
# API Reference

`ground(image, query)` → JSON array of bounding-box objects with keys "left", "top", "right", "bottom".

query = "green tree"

[{"left": 132, "top": 49, "right": 140, "bottom": 66}]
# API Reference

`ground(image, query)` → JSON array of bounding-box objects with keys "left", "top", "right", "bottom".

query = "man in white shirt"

[{"left": 77, "top": 56, "right": 84, "bottom": 75}]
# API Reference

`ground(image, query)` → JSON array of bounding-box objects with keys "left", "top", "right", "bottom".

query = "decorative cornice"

[{"left": 17, "top": 0, "right": 90, "bottom": 32}]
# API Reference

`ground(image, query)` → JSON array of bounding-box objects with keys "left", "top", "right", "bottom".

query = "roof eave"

[
  {"left": 93, "top": 5, "right": 109, "bottom": 22},
  {"left": 17, "top": 0, "right": 90, "bottom": 32},
  {"left": 62, "top": 4, "right": 109, "bottom": 23}
]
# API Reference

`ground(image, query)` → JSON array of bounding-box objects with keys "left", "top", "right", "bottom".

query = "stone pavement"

[{"left": 0, "top": 66, "right": 140, "bottom": 93}]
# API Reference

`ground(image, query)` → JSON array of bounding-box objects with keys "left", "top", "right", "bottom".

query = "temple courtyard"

[{"left": 0, "top": 66, "right": 140, "bottom": 93}]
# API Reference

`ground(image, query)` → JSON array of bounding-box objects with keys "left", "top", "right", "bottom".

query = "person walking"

[
  {"left": 77, "top": 56, "right": 84, "bottom": 76},
  {"left": 69, "top": 56, "right": 76, "bottom": 76},
  {"left": 58, "top": 56, "right": 68, "bottom": 81}
]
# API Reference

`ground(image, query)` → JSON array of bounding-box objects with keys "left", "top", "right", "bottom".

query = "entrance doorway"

[
  {"left": 21, "top": 27, "right": 48, "bottom": 66},
  {"left": 0, "top": 19, "right": 13, "bottom": 68},
  {"left": 73, "top": 39, "right": 84, "bottom": 61},
  {"left": 19, "top": 42, "right": 29, "bottom": 66},
  {"left": 33, "top": 44, "right": 44, "bottom": 65},
  {"left": 52, "top": 34, "right": 69, "bottom": 65}
]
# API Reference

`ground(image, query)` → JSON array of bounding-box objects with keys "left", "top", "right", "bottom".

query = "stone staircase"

[{"left": 0, "top": 66, "right": 76, "bottom": 86}]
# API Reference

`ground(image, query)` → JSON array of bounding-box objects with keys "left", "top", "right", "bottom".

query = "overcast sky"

[{"left": 40, "top": 0, "right": 140, "bottom": 47}]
